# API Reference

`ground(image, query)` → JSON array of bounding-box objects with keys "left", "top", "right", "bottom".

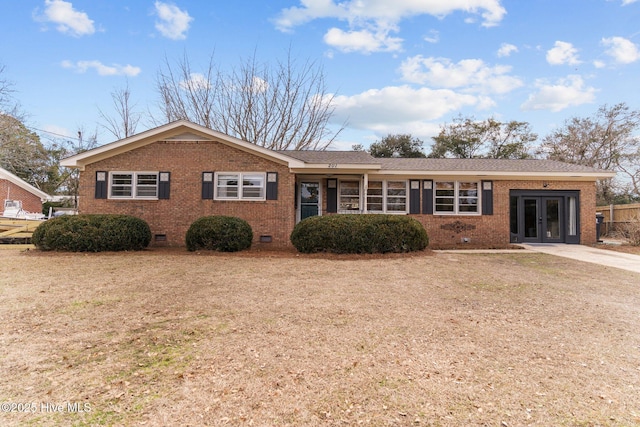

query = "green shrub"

[
  {"left": 290, "top": 214, "right": 428, "bottom": 254},
  {"left": 32, "top": 214, "right": 151, "bottom": 252},
  {"left": 185, "top": 216, "right": 253, "bottom": 252}
]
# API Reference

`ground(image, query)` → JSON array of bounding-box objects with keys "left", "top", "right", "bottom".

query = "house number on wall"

[{"left": 328, "top": 163, "right": 338, "bottom": 168}]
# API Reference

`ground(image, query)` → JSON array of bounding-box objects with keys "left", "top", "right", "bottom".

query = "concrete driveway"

[{"left": 520, "top": 243, "right": 640, "bottom": 274}]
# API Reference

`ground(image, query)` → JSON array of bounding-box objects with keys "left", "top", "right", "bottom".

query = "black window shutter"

[
  {"left": 202, "top": 172, "right": 214, "bottom": 199},
  {"left": 482, "top": 180, "right": 493, "bottom": 215},
  {"left": 158, "top": 172, "right": 171, "bottom": 199},
  {"left": 409, "top": 180, "right": 420, "bottom": 214},
  {"left": 95, "top": 171, "right": 107, "bottom": 199},
  {"left": 326, "top": 179, "right": 338, "bottom": 213},
  {"left": 266, "top": 172, "right": 278, "bottom": 200},
  {"left": 422, "top": 180, "right": 433, "bottom": 214}
]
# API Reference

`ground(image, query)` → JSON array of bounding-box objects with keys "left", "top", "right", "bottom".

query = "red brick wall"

[
  {"left": 1, "top": 180, "right": 44, "bottom": 214},
  {"left": 315, "top": 178, "right": 598, "bottom": 248},
  {"left": 410, "top": 180, "right": 597, "bottom": 247},
  {"left": 78, "top": 140, "right": 296, "bottom": 247},
  {"left": 79, "top": 141, "right": 600, "bottom": 249}
]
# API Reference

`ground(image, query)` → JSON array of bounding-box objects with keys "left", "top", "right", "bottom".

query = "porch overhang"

[{"left": 289, "top": 163, "right": 381, "bottom": 175}]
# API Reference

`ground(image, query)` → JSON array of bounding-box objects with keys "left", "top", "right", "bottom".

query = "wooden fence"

[
  {"left": 596, "top": 203, "right": 640, "bottom": 235},
  {"left": 0, "top": 218, "right": 43, "bottom": 243}
]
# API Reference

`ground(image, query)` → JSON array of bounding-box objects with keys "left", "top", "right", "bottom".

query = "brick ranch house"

[
  {"left": 1, "top": 166, "right": 50, "bottom": 215},
  {"left": 60, "top": 120, "right": 615, "bottom": 248}
]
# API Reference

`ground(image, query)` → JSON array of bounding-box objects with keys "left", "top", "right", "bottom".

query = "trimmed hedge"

[
  {"left": 186, "top": 216, "right": 253, "bottom": 252},
  {"left": 32, "top": 214, "right": 151, "bottom": 252},
  {"left": 290, "top": 214, "right": 429, "bottom": 254}
]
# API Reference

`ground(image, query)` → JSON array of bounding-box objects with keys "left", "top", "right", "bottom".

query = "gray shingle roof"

[
  {"left": 376, "top": 158, "right": 610, "bottom": 174},
  {"left": 276, "top": 150, "right": 378, "bottom": 164},
  {"left": 276, "top": 150, "right": 611, "bottom": 174}
]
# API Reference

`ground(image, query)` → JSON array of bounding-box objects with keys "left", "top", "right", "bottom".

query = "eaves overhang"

[
  {"left": 289, "top": 163, "right": 382, "bottom": 174},
  {"left": 370, "top": 169, "right": 617, "bottom": 181},
  {"left": 0, "top": 167, "right": 51, "bottom": 200},
  {"left": 287, "top": 167, "right": 615, "bottom": 181}
]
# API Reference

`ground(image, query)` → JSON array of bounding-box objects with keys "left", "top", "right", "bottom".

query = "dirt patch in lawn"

[{"left": 1, "top": 248, "right": 639, "bottom": 426}]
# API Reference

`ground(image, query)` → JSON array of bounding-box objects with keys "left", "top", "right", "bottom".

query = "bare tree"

[
  {"left": 156, "top": 50, "right": 342, "bottom": 150},
  {"left": 60, "top": 127, "right": 99, "bottom": 206},
  {"left": 0, "top": 64, "right": 12, "bottom": 109},
  {"left": 618, "top": 149, "right": 640, "bottom": 200},
  {"left": 538, "top": 103, "right": 640, "bottom": 204},
  {"left": 98, "top": 80, "right": 141, "bottom": 140},
  {"left": 0, "top": 64, "right": 25, "bottom": 122}
]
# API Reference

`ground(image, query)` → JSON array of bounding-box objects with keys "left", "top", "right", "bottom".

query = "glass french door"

[
  {"left": 522, "top": 197, "right": 564, "bottom": 243},
  {"left": 299, "top": 182, "right": 320, "bottom": 221}
]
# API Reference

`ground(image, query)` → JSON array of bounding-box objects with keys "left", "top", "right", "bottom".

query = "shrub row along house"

[{"left": 60, "top": 120, "right": 615, "bottom": 248}]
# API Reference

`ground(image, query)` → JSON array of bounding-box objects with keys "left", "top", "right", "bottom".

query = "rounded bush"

[
  {"left": 290, "top": 214, "right": 429, "bottom": 254},
  {"left": 32, "top": 214, "right": 151, "bottom": 252},
  {"left": 185, "top": 216, "right": 253, "bottom": 252}
]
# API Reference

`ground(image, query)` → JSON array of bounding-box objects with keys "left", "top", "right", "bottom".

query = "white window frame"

[
  {"left": 109, "top": 172, "right": 158, "bottom": 199},
  {"left": 214, "top": 172, "right": 266, "bottom": 201},
  {"left": 338, "top": 180, "right": 361, "bottom": 213},
  {"left": 367, "top": 180, "right": 408, "bottom": 214},
  {"left": 434, "top": 181, "right": 480, "bottom": 215}
]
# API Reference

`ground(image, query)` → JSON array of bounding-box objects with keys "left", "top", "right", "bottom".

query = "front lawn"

[{"left": 0, "top": 249, "right": 639, "bottom": 426}]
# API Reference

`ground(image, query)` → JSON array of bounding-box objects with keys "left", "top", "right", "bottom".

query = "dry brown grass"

[
  {"left": 597, "top": 244, "right": 640, "bottom": 255},
  {"left": 1, "top": 248, "right": 639, "bottom": 426}
]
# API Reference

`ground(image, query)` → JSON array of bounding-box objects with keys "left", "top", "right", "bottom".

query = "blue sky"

[{"left": 1, "top": 0, "right": 639, "bottom": 150}]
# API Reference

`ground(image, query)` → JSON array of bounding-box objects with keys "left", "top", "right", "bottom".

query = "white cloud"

[
  {"left": 323, "top": 27, "right": 403, "bottom": 54},
  {"left": 622, "top": 0, "right": 638, "bottom": 5},
  {"left": 179, "top": 73, "right": 211, "bottom": 91},
  {"left": 546, "top": 41, "right": 581, "bottom": 65},
  {"left": 497, "top": 43, "right": 518, "bottom": 57},
  {"left": 424, "top": 29, "right": 439, "bottom": 44},
  {"left": 154, "top": 1, "right": 193, "bottom": 40},
  {"left": 249, "top": 76, "right": 269, "bottom": 94},
  {"left": 521, "top": 75, "right": 596, "bottom": 112},
  {"left": 61, "top": 60, "right": 141, "bottom": 77},
  {"left": 601, "top": 36, "right": 640, "bottom": 64},
  {"left": 328, "top": 85, "right": 485, "bottom": 136},
  {"left": 37, "top": 0, "right": 95, "bottom": 37},
  {"left": 274, "top": 0, "right": 346, "bottom": 32},
  {"left": 398, "top": 56, "right": 523, "bottom": 95},
  {"left": 274, "top": 0, "right": 506, "bottom": 52}
]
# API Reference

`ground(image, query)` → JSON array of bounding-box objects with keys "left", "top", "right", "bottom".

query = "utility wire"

[{"left": 26, "top": 125, "right": 79, "bottom": 141}]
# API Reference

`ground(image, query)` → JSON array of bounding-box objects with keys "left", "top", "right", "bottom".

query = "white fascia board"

[
  {"left": 373, "top": 170, "right": 616, "bottom": 180},
  {"left": 290, "top": 164, "right": 382, "bottom": 174}
]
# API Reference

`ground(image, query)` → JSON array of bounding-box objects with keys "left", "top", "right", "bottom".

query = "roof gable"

[
  {"left": 60, "top": 120, "right": 305, "bottom": 170},
  {"left": 0, "top": 167, "right": 50, "bottom": 200}
]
